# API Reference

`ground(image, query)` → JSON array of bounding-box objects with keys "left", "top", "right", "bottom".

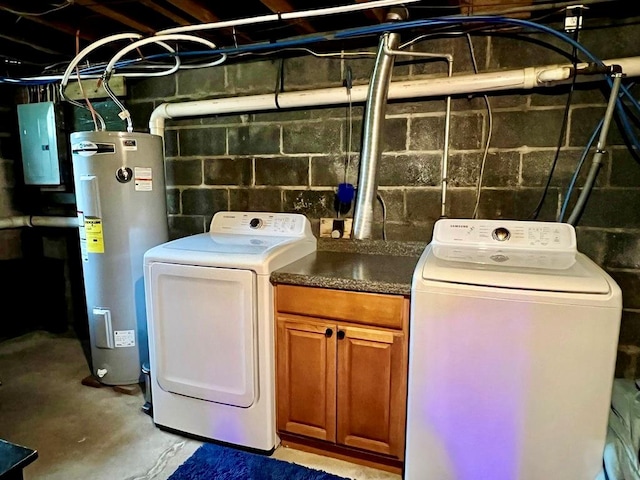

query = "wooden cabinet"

[{"left": 275, "top": 284, "right": 409, "bottom": 465}]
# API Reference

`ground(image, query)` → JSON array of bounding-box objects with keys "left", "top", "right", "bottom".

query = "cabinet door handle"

[
  {"left": 337, "top": 330, "right": 345, "bottom": 340},
  {"left": 325, "top": 328, "right": 333, "bottom": 338}
]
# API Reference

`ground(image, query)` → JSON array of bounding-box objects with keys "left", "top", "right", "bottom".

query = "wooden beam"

[
  {"left": 164, "top": 0, "right": 252, "bottom": 42},
  {"left": 259, "top": 0, "right": 316, "bottom": 34},
  {"left": 76, "top": 0, "right": 156, "bottom": 34},
  {"left": 0, "top": 2, "right": 95, "bottom": 41},
  {"left": 460, "top": 0, "right": 533, "bottom": 18},
  {"left": 355, "top": 0, "right": 386, "bottom": 23},
  {"left": 0, "top": 32, "right": 64, "bottom": 56},
  {"left": 138, "top": 0, "right": 191, "bottom": 26},
  {"left": 164, "top": 0, "right": 219, "bottom": 23}
]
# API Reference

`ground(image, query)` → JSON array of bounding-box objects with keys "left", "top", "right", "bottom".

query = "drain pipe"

[
  {"left": 0, "top": 216, "right": 79, "bottom": 230},
  {"left": 149, "top": 56, "right": 640, "bottom": 137},
  {"left": 352, "top": 12, "right": 404, "bottom": 239}
]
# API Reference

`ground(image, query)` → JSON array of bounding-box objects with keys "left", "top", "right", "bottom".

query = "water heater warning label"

[
  {"left": 85, "top": 218, "right": 105, "bottom": 253},
  {"left": 114, "top": 330, "right": 136, "bottom": 348},
  {"left": 134, "top": 167, "right": 153, "bottom": 191}
]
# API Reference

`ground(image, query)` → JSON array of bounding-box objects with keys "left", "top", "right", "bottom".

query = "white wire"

[
  {"left": 467, "top": 34, "right": 494, "bottom": 220},
  {"left": 104, "top": 34, "right": 225, "bottom": 76},
  {"left": 156, "top": 0, "right": 420, "bottom": 35},
  {"left": 1, "top": 0, "right": 72, "bottom": 16},
  {"left": 60, "top": 33, "right": 143, "bottom": 98}
]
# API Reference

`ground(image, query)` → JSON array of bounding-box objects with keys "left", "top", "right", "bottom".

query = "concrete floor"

[{"left": 0, "top": 331, "right": 401, "bottom": 480}]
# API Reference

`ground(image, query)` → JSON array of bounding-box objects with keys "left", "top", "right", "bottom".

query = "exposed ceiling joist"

[
  {"left": 3, "top": 11, "right": 96, "bottom": 42},
  {"left": 355, "top": 0, "right": 387, "bottom": 23},
  {"left": 76, "top": 0, "right": 156, "bottom": 34},
  {"left": 138, "top": 0, "right": 192, "bottom": 26},
  {"left": 259, "top": 0, "right": 317, "bottom": 34},
  {"left": 164, "top": 0, "right": 252, "bottom": 43}
]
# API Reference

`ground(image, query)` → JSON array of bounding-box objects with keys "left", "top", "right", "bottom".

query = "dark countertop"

[{"left": 271, "top": 238, "right": 427, "bottom": 296}]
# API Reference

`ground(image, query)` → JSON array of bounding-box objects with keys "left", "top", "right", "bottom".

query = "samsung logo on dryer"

[{"left": 448, "top": 224, "right": 469, "bottom": 228}]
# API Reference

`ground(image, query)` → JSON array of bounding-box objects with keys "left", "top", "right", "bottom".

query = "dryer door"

[{"left": 149, "top": 262, "right": 256, "bottom": 407}]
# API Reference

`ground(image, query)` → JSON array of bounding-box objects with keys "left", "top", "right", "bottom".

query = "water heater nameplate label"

[
  {"left": 85, "top": 217, "right": 105, "bottom": 253},
  {"left": 134, "top": 167, "right": 152, "bottom": 191},
  {"left": 71, "top": 141, "right": 116, "bottom": 156},
  {"left": 114, "top": 330, "right": 135, "bottom": 347}
]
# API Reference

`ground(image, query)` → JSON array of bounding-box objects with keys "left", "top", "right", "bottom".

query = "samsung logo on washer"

[{"left": 448, "top": 224, "right": 469, "bottom": 228}]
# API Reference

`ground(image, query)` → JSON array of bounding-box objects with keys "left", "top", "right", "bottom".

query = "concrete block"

[
  {"left": 283, "top": 121, "right": 342, "bottom": 154},
  {"left": 166, "top": 188, "right": 180, "bottom": 215},
  {"left": 610, "top": 148, "right": 640, "bottom": 187},
  {"left": 163, "top": 130, "right": 178, "bottom": 157},
  {"left": 619, "top": 311, "right": 640, "bottom": 346},
  {"left": 378, "top": 154, "right": 441, "bottom": 186},
  {"left": 450, "top": 114, "right": 484, "bottom": 150},
  {"left": 229, "top": 188, "right": 282, "bottom": 213},
  {"left": 310, "top": 156, "right": 359, "bottom": 187},
  {"left": 410, "top": 116, "right": 445, "bottom": 151},
  {"left": 181, "top": 188, "right": 228, "bottom": 216},
  {"left": 374, "top": 189, "right": 405, "bottom": 222},
  {"left": 282, "top": 190, "right": 335, "bottom": 219},
  {"left": 227, "top": 60, "right": 279, "bottom": 94},
  {"left": 580, "top": 189, "right": 640, "bottom": 228},
  {"left": 522, "top": 150, "right": 606, "bottom": 187},
  {"left": 569, "top": 106, "right": 624, "bottom": 147},
  {"left": 488, "top": 33, "right": 567, "bottom": 70},
  {"left": 405, "top": 188, "right": 445, "bottom": 223},
  {"left": 178, "top": 128, "right": 226, "bottom": 156},
  {"left": 165, "top": 159, "right": 202, "bottom": 186},
  {"left": 283, "top": 55, "right": 341, "bottom": 90},
  {"left": 228, "top": 125, "right": 280, "bottom": 155},
  {"left": 491, "top": 110, "right": 565, "bottom": 149},
  {"left": 176, "top": 66, "right": 226, "bottom": 98},
  {"left": 129, "top": 75, "right": 176, "bottom": 100},
  {"left": 204, "top": 157, "right": 252, "bottom": 186},
  {"left": 609, "top": 270, "right": 640, "bottom": 309},
  {"left": 255, "top": 157, "right": 308, "bottom": 186},
  {"left": 168, "top": 215, "right": 207, "bottom": 239}
]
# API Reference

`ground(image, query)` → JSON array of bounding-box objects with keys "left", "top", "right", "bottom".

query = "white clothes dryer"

[
  {"left": 144, "top": 211, "right": 316, "bottom": 452},
  {"left": 405, "top": 219, "right": 621, "bottom": 480}
]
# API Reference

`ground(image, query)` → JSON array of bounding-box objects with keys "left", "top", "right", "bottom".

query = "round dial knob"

[
  {"left": 492, "top": 227, "right": 511, "bottom": 242},
  {"left": 249, "top": 218, "right": 263, "bottom": 229}
]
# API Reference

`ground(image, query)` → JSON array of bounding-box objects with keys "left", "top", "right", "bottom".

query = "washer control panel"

[
  {"left": 432, "top": 219, "right": 576, "bottom": 252},
  {"left": 210, "top": 211, "right": 309, "bottom": 236}
]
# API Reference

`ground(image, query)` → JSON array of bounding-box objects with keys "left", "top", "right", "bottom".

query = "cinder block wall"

[{"left": 115, "top": 20, "right": 640, "bottom": 376}]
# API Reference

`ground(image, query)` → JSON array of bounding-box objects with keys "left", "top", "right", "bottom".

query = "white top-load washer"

[
  {"left": 144, "top": 211, "right": 316, "bottom": 452},
  {"left": 405, "top": 219, "right": 621, "bottom": 480}
]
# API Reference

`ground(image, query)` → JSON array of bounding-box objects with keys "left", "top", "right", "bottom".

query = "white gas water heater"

[{"left": 71, "top": 131, "right": 168, "bottom": 386}]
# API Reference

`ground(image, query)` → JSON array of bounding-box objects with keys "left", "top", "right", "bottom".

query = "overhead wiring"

[
  {"left": 102, "top": 34, "right": 226, "bottom": 131},
  {"left": 530, "top": 25, "right": 582, "bottom": 220}
]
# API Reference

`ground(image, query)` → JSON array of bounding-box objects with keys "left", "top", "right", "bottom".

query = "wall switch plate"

[{"left": 320, "top": 218, "right": 353, "bottom": 239}]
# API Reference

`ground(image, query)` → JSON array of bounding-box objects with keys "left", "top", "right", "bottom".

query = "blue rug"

[{"left": 168, "top": 443, "right": 351, "bottom": 480}]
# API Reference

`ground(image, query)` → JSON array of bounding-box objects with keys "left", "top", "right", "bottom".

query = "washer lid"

[
  {"left": 164, "top": 232, "right": 287, "bottom": 255},
  {"left": 421, "top": 247, "right": 611, "bottom": 294}
]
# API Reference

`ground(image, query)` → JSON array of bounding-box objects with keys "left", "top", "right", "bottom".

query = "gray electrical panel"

[{"left": 17, "top": 102, "right": 65, "bottom": 185}]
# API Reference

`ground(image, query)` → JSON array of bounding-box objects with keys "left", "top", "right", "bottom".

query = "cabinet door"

[
  {"left": 336, "top": 326, "right": 407, "bottom": 459},
  {"left": 276, "top": 317, "right": 337, "bottom": 442}
]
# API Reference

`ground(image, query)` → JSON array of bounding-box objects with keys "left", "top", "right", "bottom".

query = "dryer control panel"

[
  {"left": 432, "top": 219, "right": 577, "bottom": 253},
  {"left": 210, "top": 211, "right": 312, "bottom": 237}
]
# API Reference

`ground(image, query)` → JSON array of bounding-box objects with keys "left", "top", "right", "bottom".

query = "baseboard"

[{"left": 278, "top": 431, "right": 403, "bottom": 475}]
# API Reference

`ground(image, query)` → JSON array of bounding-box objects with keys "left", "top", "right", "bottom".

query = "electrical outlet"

[{"left": 320, "top": 218, "right": 353, "bottom": 239}]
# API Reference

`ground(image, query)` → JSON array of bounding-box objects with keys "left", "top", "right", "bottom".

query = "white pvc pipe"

[
  {"left": 156, "top": 0, "right": 421, "bottom": 35},
  {"left": 150, "top": 56, "right": 640, "bottom": 136},
  {"left": 0, "top": 216, "right": 79, "bottom": 230}
]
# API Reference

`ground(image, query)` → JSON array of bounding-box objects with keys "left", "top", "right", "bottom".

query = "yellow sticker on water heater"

[{"left": 85, "top": 218, "right": 105, "bottom": 253}]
